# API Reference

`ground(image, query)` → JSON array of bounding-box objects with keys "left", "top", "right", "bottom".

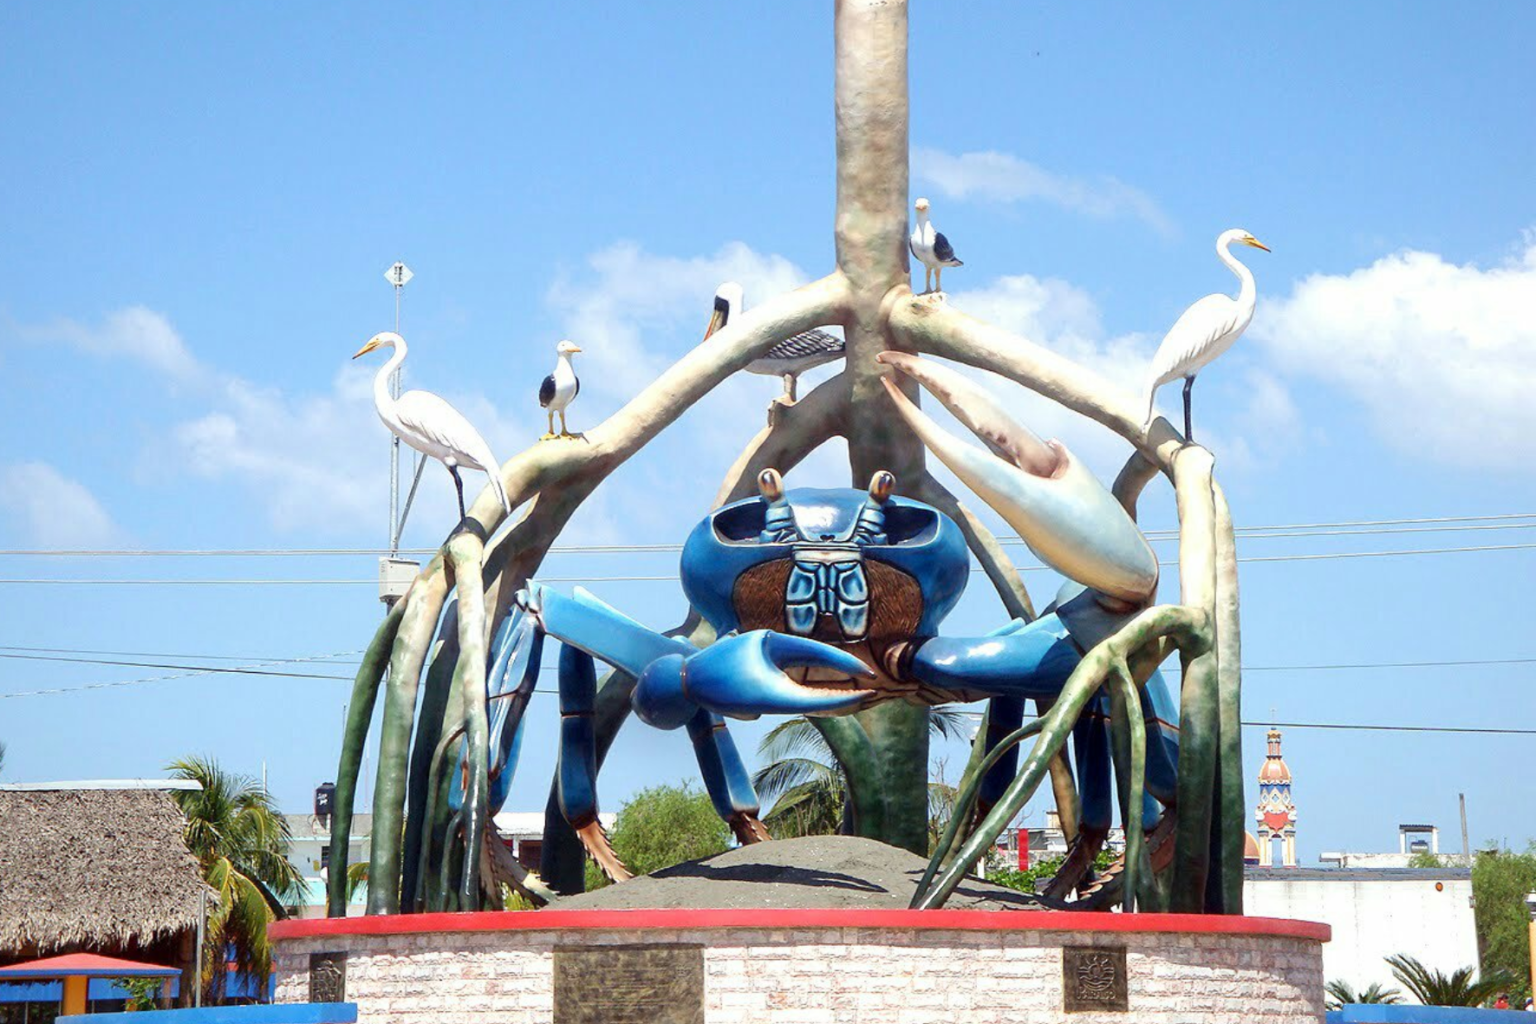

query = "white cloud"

[
  {"left": 546, "top": 240, "right": 813, "bottom": 397},
  {"left": 947, "top": 273, "right": 1152, "bottom": 454},
  {"left": 913, "top": 147, "right": 1173, "bottom": 235},
  {"left": 0, "top": 462, "right": 124, "bottom": 547},
  {"left": 27, "top": 306, "right": 205, "bottom": 383},
  {"left": 144, "top": 241, "right": 827, "bottom": 538},
  {"left": 1253, "top": 237, "right": 1536, "bottom": 468}
]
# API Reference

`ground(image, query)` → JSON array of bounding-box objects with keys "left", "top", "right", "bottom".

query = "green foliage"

[
  {"left": 985, "top": 848, "right": 1116, "bottom": 895},
  {"left": 1472, "top": 842, "right": 1536, "bottom": 1002},
  {"left": 604, "top": 781, "right": 731, "bottom": 878},
  {"left": 1407, "top": 851, "right": 1447, "bottom": 868},
  {"left": 167, "top": 755, "right": 303, "bottom": 1003},
  {"left": 119, "top": 976, "right": 164, "bottom": 1011},
  {"left": 1325, "top": 979, "right": 1401, "bottom": 1010},
  {"left": 1385, "top": 953, "right": 1511, "bottom": 1008},
  {"left": 753, "top": 708, "right": 974, "bottom": 842}
]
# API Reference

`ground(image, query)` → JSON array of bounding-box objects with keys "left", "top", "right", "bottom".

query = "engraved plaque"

[
  {"left": 554, "top": 943, "right": 703, "bottom": 1024},
  {"left": 1063, "top": 945, "right": 1128, "bottom": 1013},
  {"left": 308, "top": 951, "right": 347, "bottom": 1003}
]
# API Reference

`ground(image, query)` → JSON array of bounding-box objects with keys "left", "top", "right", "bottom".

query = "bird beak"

[
  {"left": 1245, "top": 237, "right": 1271, "bottom": 252},
  {"left": 352, "top": 338, "right": 379, "bottom": 359},
  {"left": 703, "top": 305, "right": 726, "bottom": 342},
  {"left": 568, "top": 345, "right": 583, "bottom": 354},
  {"left": 876, "top": 351, "right": 1159, "bottom": 605}
]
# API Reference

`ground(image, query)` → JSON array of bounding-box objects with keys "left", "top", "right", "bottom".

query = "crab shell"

[{"left": 681, "top": 487, "right": 969, "bottom": 655}]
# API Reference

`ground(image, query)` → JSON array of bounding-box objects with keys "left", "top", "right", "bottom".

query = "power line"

[
  {"left": 1248, "top": 721, "right": 1536, "bottom": 737},
  {"left": 0, "top": 652, "right": 364, "bottom": 680},
  {"left": 1, "top": 513, "right": 1531, "bottom": 558},
  {"left": 2, "top": 540, "right": 1531, "bottom": 586},
  {"left": 0, "top": 644, "right": 363, "bottom": 664}
]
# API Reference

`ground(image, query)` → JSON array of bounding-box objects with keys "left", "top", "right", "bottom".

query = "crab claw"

[
  {"left": 877, "top": 352, "right": 1158, "bottom": 604},
  {"left": 634, "top": 630, "right": 874, "bottom": 727}
]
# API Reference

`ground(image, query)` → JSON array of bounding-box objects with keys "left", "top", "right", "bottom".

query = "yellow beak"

[
  {"left": 568, "top": 345, "right": 583, "bottom": 354},
  {"left": 703, "top": 306, "right": 726, "bottom": 341},
  {"left": 352, "top": 338, "right": 380, "bottom": 359},
  {"left": 1246, "top": 237, "right": 1272, "bottom": 253}
]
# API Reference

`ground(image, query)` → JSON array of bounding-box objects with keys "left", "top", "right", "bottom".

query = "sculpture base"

[{"left": 271, "top": 907, "right": 1328, "bottom": 1023}]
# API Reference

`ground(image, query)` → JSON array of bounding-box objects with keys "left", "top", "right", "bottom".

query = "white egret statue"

[
  {"left": 705, "top": 282, "right": 845, "bottom": 401},
  {"left": 539, "top": 340, "right": 583, "bottom": 440},
  {"left": 909, "top": 197, "right": 963, "bottom": 295},
  {"left": 352, "top": 331, "right": 511, "bottom": 520},
  {"left": 1143, "top": 228, "right": 1270, "bottom": 441}
]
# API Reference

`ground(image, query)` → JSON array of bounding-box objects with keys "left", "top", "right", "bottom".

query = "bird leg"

[
  {"left": 559, "top": 410, "right": 574, "bottom": 439},
  {"left": 1182, "top": 377, "right": 1195, "bottom": 443},
  {"left": 542, "top": 410, "right": 556, "bottom": 441},
  {"left": 923, "top": 267, "right": 933, "bottom": 294},
  {"left": 783, "top": 373, "right": 797, "bottom": 403},
  {"left": 450, "top": 465, "right": 467, "bottom": 520}
]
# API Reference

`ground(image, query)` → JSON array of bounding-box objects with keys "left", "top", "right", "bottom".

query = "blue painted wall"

[{"left": 1328, "top": 1005, "right": 1532, "bottom": 1023}]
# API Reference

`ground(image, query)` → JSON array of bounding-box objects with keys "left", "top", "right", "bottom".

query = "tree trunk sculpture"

[{"left": 328, "top": 0, "right": 1243, "bottom": 916}]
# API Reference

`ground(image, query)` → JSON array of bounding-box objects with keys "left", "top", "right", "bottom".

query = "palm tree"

[
  {"left": 167, "top": 756, "right": 302, "bottom": 1003},
  {"left": 1325, "top": 979, "right": 1401, "bottom": 1010},
  {"left": 754, "top": 708, "right": 973, "bottom": 842},
  {"left": 1385, "top": 954, "right": 1512, "bottom": 1008}
]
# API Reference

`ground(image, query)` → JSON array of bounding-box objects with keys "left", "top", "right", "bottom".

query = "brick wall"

[{"left": 274, "top": 924, "right": 1325, "bottom": 1023}]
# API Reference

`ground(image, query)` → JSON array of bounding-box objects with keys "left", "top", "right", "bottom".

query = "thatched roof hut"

[{"left": 0, "top": 782, "right": 208, "bottom": 965}]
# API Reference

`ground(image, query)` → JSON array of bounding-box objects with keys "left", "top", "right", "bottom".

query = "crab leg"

[
  {"left": 556, "top": 643, "right": 632, "bottom": 881},
  {"left": 687, "top": 709, "right": 770, "bottom": 843},
  {"left": 877, "top": 352, "right": 1158, "bottom": 605}
]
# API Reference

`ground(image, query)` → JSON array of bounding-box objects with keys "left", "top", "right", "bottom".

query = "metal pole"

[
  {"left": 194, "top": 886, "right": 205, "bottom": 1007},
  {"left": 1459, "top": 792, "right": 1470, "bottom": 864},
  {"left": 389, "top": 280, "right": 402, "bottom": 556}
]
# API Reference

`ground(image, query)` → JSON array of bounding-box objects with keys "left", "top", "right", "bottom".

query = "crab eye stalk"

[
  {"left": 868, "top": 470, "right": 895, "bottom": 503},
  {"left": 757, "top": 468, "right": 784, "bottom": 502}
]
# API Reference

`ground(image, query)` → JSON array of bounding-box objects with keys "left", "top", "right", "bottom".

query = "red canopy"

[{"left": 0, "top": 953, "right": 180, "bottom": 979}]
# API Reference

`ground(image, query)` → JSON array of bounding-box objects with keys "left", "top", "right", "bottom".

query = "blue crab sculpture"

[{"left": 464, "top": 353, "right": 1181, "bottom": 899}]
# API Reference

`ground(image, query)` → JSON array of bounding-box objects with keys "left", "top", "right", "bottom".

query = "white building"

[{"left": 1245, "top": 865, "right": 1477, "bottom": 992}]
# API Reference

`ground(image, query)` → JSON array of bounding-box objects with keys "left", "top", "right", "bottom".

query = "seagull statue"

[
  {"left": 1143, "top": 228, "right": 1270, "bottom": 442},
  {"left": 353, "top": 331, "right": 510, "bottom": 521},
  {"left": 909, "top": 197, "right": 963, "bottom": 296},
  {"left": 539, "top": 339, "right": 583, "bottom": 440},
  {"left": 705, "top": 282, "right": 845, "bottom": 401}
]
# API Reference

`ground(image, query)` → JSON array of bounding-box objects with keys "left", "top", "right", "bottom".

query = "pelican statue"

[
  {"left": 1143, "top": 228, "right": 1270, "bottom": 441},
  {"left": 539, "top": 340, "right": 583, "bottom": 440},
  {"left": 353, "top": 331, "right": 510, "bottom": 520},
  {"left": 909, "top": 197, "right": 963, "bottom": 295},
  {"left": 705, "top": 282, "right": 845, "bottom": 401}
]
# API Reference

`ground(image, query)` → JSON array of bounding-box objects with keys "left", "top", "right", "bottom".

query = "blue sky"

[{"left": 2, "top": 3, "right": 1533, "bottom": 863}]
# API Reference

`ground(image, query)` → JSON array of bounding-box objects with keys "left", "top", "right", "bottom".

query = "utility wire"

[
  {"left": 0, "top": 644, "right": 363, "bottom": 663},
  {"left": 7, "top": 645, "right": 1534, "bottom": 676},
  {"left": 1, "top": 513, "right": 1531, "bottom": 558},
  {"left": 3, "top": 540, "right": 1532, "bottom": 586}
]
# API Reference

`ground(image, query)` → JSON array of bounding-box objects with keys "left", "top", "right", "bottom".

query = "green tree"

[
  {"left": 583, "top": 782, "right": 732, "bottom": 889},
  {"left": 1325, "top": 980, "right": 1401, "bottom": 1010},
  {"left": 753, "top": 709, "right": 974, "bottom": 843},
  {"left": 167, "top": 756, "right": 302, "bottom": 1003},
  {"left": 119, "top": 976, "right": 164, "bottom": 1011},
  {"left": 1472, "top": 843, "right": 1536, "bottom": 1002},
  {"left": 1385, "top": 953, "right": 1511, "bottom": 1008},
  {"left": 985, "top": 849, "right": 1117, "bottom": 896}
]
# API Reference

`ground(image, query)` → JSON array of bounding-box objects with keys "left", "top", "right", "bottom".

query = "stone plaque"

[
  {"left": 308, "top": 951, "right": 347, "bottom": 1003},
  {"left": 1063, "top": 945, "right": 1128, "bottom": 1013},
  {"left": 554, "top": 943, "right": 703, "bottom": 1024}
]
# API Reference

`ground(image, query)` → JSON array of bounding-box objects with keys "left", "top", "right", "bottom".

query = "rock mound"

[{"left": 554, "top": 834, "right": 1040, "bottom": 911}]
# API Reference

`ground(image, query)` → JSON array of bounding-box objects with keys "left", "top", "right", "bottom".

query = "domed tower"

[{"left": 1254, "top": 726, "right": 1297, "bottom": 867}]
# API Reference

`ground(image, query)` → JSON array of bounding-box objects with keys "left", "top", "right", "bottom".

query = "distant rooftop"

[
  {"left": 0, "top": 779, "right": 201, "bottom": 792},
  {"left": 1246, "top": 866, "right": 1471, "bottom": 882}
]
